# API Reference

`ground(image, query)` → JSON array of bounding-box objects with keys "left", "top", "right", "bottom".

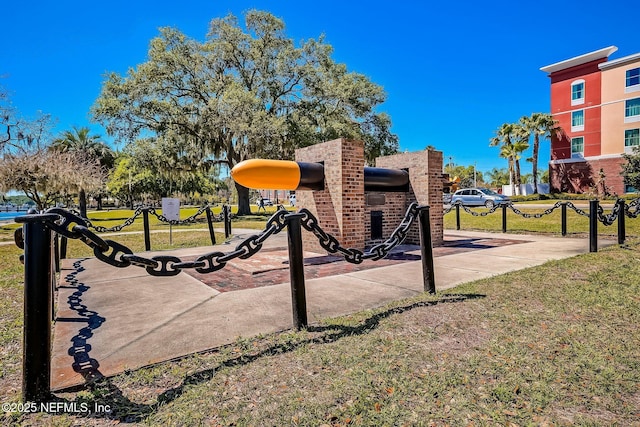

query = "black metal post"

[
  {"left": 143, "top": 208, "right": 151, "bottom": 251},
  {"left": 224, "top": 205, "right": 231, "bottom": 238},
  {"left": 455, "top": 203, "right": 461, "bottom": 230},
  {"left": 59, "top": 235, "right": 68, "bottom": 260},
  {"left": 16, "top": 214, "right": 58, "bottom": 402},
  {"left": 418, "top": 206, "right": 436, "bottom": 294},
  {"left": 205, "top": 206, "right": 217, "bottom": 245},
  {"left": 285, "top": 213, "right": 308, "bottom": 330},
  {"left": 54, "top": 234, "right": 60, "bottom": 273},
  {"left": 589, "top": 200, "right": 598, "bottom": 253},
  {"left": 561, "top": 202, "right": 567, "bottom": 236},
  {"left": 617, "top": 199, "right": 626, "bottom": 245},
  {"left": 501, "top": 204, "right": 507, "bottom": 233}
]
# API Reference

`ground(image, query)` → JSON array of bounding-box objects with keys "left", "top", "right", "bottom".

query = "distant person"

[
  {"left": 258, "top": 197, "right": 266, "bottom": 212},
  {"left": 289, "top": 194, "right": 296, "bottom": 207}
]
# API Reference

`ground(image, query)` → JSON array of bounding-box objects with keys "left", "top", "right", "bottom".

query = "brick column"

[
  {"left": 374, "top": 150, "right": 444, "bottom": 246},
  {"left": 295, "top": 139, "right": 365, "bottom": 253}
]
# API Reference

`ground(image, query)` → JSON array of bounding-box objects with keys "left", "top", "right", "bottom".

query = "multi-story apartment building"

[{"left": 541, "top": 46, "right": 640, "bottom": 194}]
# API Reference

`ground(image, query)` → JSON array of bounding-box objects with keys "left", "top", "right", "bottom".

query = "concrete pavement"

[{"left": 50, "top": 229, "right": 616, "bottom": 391}]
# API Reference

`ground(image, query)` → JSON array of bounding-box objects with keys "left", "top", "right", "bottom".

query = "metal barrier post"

[
  {"left": 501, "top": 204, "right": 507, "bottom": 233},
  {"left": 285, "top": 213, "right": 308, "bottom": 330},
  {"left": 205, "top": 206, "right": 217, "bottom": 245},
  {"left": 455, "top": 203, "right": 461, "bottom": 230},
  {"left": 561, "top": 202, "right": 567, "bottom": 236},
  {"left": 59, "top": 235, "right": 68, "bottom": 260},
  {"left": 143, "top": 208, "right": 151, "bottom": 251},
  {"left": 617, "top": 199, "right": 626, "bottom": 245},
  {"left": 589, "top": 200, "right": 598, "bottom": 253},
  {"left": 54, "top": 234, "right": 60, "bottom": 273},
  {"left": 16, "top": 214, "right": 58, "bottom": 402},
  {"left": 223, "top": 205, "right": 231, "bottom": 239},
  {"left": 418, "top": 206, "right": 436, "bottom": 294}
]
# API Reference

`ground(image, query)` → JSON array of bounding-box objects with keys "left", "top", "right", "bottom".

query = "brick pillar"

[
  {"left": 375, "top": 150, "right": 444, "bottom": 246},
  {"left": 295, "top": 139, "right": 365, "bottom": 253}
]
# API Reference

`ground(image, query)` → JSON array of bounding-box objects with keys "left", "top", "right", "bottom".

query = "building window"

[
  {"left": 625, "top": 183, "right": 638, "bottom": 193},
  {"left": 626, "top": 67, "right": 640, "bottom": 93},
  {"left": 625, "top": 98, "right": 640, "bottom": 123},
  {"left": 625, "top": 128, "right": 640, "bottom": 149},
  {"left": 571, "top": 137, "right": 584, "bottom": 157},
  {"left": 571, "top": 80, "right": 585, "bottom": 105},
  {"left": 571, "top": 110, "right": 584, "bottom": 131}
]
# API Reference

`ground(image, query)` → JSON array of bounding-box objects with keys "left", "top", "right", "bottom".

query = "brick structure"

[
  {"left": 295, "top": 139, "right": 444, "bottom": 253},
  {"left": 550, "top": 155, "right": 627, "bottom": 195},
  {"left": 295, "top": 139, "right": 365, "bottom": 253},
  {"left": 375, "top": 150, "right": 444, "bottom": 247}
]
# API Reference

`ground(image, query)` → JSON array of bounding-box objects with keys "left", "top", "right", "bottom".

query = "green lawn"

[{"left": 1, "top": 205, "right": 639, "bottom": 425}]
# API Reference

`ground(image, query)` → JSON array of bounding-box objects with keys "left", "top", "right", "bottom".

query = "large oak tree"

[{"left": 92, "top": 10, "right": 398, "bottom": 214}]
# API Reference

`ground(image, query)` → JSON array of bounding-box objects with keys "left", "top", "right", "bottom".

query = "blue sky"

[{"left": 2, "top": 0, "right": 637, "bottom": 176}]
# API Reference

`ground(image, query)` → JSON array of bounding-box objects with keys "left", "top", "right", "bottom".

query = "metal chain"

[
  {"left": 456, "top": 201, "right": 504, "bottom": 217},
  {"left": 30, "top": 207, "right": 287, "bottom": 277},
  {"left": 508, "top": 201, "right": 563, "bottom": 218},
  {"left": 625, "top": 198, "right": 640, "bottom": 218},
  {"left": 69, "top": 204, "right": 227, "bottom": 232},
  {"left": 68, "top": 207, "right": 145, "bottom": 232},
  {"left": 564, "top": 202, "right": 590, "bottom": 217},
  {"left": 596, "top": 202, "right": 621, "bottom": 226},
  {"left": 146, "top": 205, "right": 225, "bottom": 225},
  {"left": 299, "top": 202, "right": 421, "bottom": 264},
  {"left": 446, "top": 200, "right": 593, "bottom": 220},
  {"left": 447, "top": 198, "right": 637, "bottom": 225}
]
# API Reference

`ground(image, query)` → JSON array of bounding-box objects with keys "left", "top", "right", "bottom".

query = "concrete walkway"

[{"left": 50, "top": 230, "right": 615, "bottom": 391}]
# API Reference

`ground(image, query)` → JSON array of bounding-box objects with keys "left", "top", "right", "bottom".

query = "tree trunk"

[
  {"left": 79, "top": 188, "right": 87, "bottom": 218},
  {"left": 532, "top": 136, "right": 539, "bottom": 194},
  {"left": 509, "top": 159, "right": 515, "bottom": 196},
  {"left": 514, "top": 159, "right": 522, "bottom": 195},
  {"left": 96, "top": 195, "right": 103, "bottom": 210},
  {"left": 235, "top": 181, "right": 252, "bottom": 215}
]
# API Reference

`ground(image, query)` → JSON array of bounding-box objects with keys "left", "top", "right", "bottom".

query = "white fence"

[{"left": 501, "top": 184, "right": 550, "bottom": 196}]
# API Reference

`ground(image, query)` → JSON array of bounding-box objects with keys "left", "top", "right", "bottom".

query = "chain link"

[
  {"left": 564, "top": 202, "right": 590, "bottom": 217},
  {"left": 72, "top": 207, "right": 145, "bottom": 232},
  {"left": 299, "top": 202, "right": 420, "bottom": 264},
  {"left": 14, "top": 228, "right": 24, "bottom": 249},
  {"left": 446, "top": 198, "right": 640, "bottom": 225},
  {"left": 11, "top": 206, "right": 285, "bottom": 276},
  {"left": 146, "top": 205, "right": 221, "bottom": 226},
  {"left": 446, "top": 200, "right": 594, "bottom": 219},
  {"left": 625, "top": 198, "right": 640, "bottom": 218},
  {"left": 454, "top": 201, "right": 504, "bottom": 217},
  {"left": 69, "top": 204, "right": 228, "bottom": 233},
  {"left": 508, "top": 201, "right": 563, "bottom": 218},
  {"left": 596, "top": 202, "right": 621, "bottom": 226}
]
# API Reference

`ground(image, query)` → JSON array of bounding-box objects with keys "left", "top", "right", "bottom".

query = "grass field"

[{"left": 1, "top": 205, "right": 639, "bottom": 425}]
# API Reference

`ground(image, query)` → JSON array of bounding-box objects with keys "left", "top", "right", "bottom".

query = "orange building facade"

[{"left": 541, "top": 46, "right": 640, "bottom": 194}]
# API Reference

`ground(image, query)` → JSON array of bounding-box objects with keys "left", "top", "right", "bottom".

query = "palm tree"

[
  {"left": 491, "top": 123, "right": 529, "bottom": 195},
  {"left": 487, "top": 167, "right": 510, "bottom": 189},
  {"left": 490, "top": 124, "right": 519, "bottom": 195},
  {"left": 519, "top": 113, "right": 560, "bottom": 194},
  {"left": 511, "top": 124, "right": 530, "bottom": 191},
  {"left": 51, "top": 126, "right": 114, "bottom": 216}
]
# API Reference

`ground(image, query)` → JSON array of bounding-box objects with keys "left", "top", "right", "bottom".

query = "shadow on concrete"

[
  {"left": 56, "top": 259, "right": 106, "bottom": 383},
  {"left": 52, "top": 293, "right": 485, "bottom": 422}
]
